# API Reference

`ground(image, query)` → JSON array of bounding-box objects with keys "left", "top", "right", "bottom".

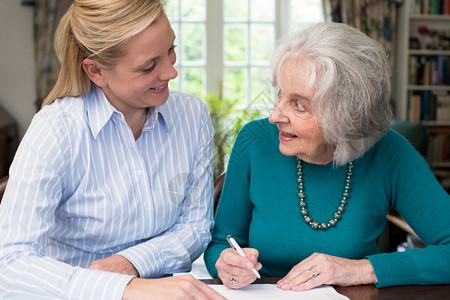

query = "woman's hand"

[
  {"left": 277, "top": 253, "right": 377, "bottom": 291},
  {"left": 122, "top": 275, "right": 226, "bottom": 300},
  {"left": 215, "top": 248, "right": 262, "bottom": 289},
  {"left": 88, "top": 254, "right": 139, "bottom": 277}
]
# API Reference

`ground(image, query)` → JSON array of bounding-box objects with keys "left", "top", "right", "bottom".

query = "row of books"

[
  {"left": 410, "top": 0, "right": 450, "bottom": 15},
  {"left": 408, "top": 55, "right": 450, "bottom": 86},
  {"left": 408, "top": 92, "right": 450, "bottom": 122}
]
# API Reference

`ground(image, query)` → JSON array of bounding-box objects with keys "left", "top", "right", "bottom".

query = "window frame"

[{"left": 168, "top": 0, "right": 324, "bottom": 106}]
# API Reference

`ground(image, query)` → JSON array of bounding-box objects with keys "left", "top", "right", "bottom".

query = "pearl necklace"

[{"left": 297, "top": 158, "right": 353, "bottom": 230}]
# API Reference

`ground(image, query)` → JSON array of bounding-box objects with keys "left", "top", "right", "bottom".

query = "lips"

[
  {"left": 149, "top": 83, "right": 168, "bottom": 94},
  {"left": 280, "top": 131, "right": 296, "bottom": 138},
  {"left": 278, "top": 130, "right": 297, "bottom": 142}
]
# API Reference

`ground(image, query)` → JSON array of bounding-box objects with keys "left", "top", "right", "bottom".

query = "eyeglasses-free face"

[{"left": 269, "top": 58, "right": 335, "bottom": 165}]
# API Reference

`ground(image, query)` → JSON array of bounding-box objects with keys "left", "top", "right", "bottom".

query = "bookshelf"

[{"left": 393, "top": 0, "right": 450, "bottom": 189}]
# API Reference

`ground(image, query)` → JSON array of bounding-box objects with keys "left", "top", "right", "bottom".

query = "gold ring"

[
  {"left": 308, "top": 268, "right": 319, "bottom": 279},
  {"left": 230, "top": 275, "right": 238, "bottom": 286}
]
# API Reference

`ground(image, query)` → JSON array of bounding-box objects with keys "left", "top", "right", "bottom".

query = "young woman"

[{"left": 0, "top": 1, "right": 223, "bottom": 299}]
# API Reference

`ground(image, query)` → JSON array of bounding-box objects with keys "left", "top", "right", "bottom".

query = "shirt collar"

[
  {"left": 85, "top": 86, "right": 170, "bottom": 138},
  {"left": 151, "top": 101, "right": 170, "bottom": 132},
  {"left": 85, "top": 86, "right": 115, "bottom": 139}
]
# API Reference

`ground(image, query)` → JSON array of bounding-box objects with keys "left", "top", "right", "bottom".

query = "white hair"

[{"left": 271, "top": 22, "right": 393, "bottom": 166}]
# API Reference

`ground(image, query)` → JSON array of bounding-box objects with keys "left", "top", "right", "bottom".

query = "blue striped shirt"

[{"left": 0, "top": 86, "right": 214, "bottom": 299}]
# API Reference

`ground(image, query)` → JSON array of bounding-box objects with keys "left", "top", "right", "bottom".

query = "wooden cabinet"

[{"left": 0, "top": 106, "right": 18, "bottom": 178}]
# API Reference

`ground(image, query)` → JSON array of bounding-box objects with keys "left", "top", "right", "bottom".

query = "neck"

[{"left": 124, "top": 108, "right": 148, "bottom": 140}]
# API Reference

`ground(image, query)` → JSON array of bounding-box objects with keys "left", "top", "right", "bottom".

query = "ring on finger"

[
  {"left": 230, "top": 275, "right": 238, "bottom": 286},
  {"left": 308, "top": 268, "right": 319, "bottom": 279}
]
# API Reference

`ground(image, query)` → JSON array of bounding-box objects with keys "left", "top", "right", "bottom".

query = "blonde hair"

[{"left": 42, "top": 0, "right": 166, "bottom": 107}]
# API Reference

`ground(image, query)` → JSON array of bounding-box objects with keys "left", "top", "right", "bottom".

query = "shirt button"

[
  {"left": 137, "top": 170, "right": 143, "bottom": 176},
  {"left": 143, "top": 202, "right": 148, "bottom": 207}
]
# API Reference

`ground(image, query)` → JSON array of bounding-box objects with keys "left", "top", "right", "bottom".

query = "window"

[{"left": 167, "top": 0, "right": 324, "bottom": 108}]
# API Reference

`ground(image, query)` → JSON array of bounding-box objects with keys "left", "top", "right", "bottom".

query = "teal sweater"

[{"left": 204, "top": 118, "right": 450, "bottom": 287}]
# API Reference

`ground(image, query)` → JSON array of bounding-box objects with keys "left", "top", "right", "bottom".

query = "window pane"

[
  {"left": 181, "top": 23, "right": 205, "bottom": 63},
  {"left": 166, "top": 0, "right": 178, "bottom": 20},
  {"left": 169, "top": 76, "right": 179, "bottom": 91},
  {"left": 251, "top": 24, "right": 274, "bottom": 63},
  {"left": 224, "top": 68, "right": 247, "bottom": 105},
  {"left": 250, "top": 0, "right": 274, "bottom": 21},
  {"left": 183, "top": 67, "right": 204, "bottom": 97},
  {"left": 181, "top": 0, "right": 206, "bottom": 20},
  {"left": 224, "top": 24, "right": 247, "bottom": 63},
  {"left": 290, "top": 0, "right": 324, "bottom": 26},
  {"left": 251, "top": 67, "right": 274, "bottom": 111},
  {"left": 224, "top": 0, "right": 248, "bottom": 20}
]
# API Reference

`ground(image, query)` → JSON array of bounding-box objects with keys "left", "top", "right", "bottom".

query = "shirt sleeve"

[
  {"left": 366, "top": 131, "right": 450, "bottom": 287},
  {"left": 118, "top": 103, "right": 215, "bottom": 278},
  {"left": 0, "top": 112, "right": 133, "bottom": 300}
]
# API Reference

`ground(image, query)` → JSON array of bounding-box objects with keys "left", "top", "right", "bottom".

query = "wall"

[{"left": 0, "top": 1, "right": 36, "bottom": 139}]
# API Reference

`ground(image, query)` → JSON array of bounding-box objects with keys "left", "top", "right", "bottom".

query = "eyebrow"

[
  {"left": 281, "top": 89, "right": 311, "bottom": 103},
  {"left": 133, "top": 35, "right": 176, "bottom": 71},
  {"left": 291, "top": 93, "right": 310, "bottom": 101}
]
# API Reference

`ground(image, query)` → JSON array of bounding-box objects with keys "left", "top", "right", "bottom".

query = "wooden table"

[{"left": 201, "top": 278, "right": 450, "bottom": 299}]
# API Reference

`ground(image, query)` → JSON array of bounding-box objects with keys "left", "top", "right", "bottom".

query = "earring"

[{"left": 101, "top": 82, "right": 106, "bottom": 86}]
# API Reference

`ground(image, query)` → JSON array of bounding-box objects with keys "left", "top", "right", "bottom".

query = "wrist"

[{"left": 360, "top": 259, "right": 377, "bottom": 285}]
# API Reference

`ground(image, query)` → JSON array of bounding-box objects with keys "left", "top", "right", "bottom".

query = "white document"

[{"left": 209, "top": 284, "right": 349, "bottom": 300}]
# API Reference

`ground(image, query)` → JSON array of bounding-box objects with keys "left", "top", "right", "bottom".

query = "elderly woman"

[{"left": 204, "top": 22, "right": 450, "bottom": 291}]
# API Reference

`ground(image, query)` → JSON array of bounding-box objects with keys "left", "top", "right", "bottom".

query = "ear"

[{"left": 82, "top": 58, "right": 107, "bottom": 87}]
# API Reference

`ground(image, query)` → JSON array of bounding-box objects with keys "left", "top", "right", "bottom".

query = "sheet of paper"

[{"left": 209, "top": 284, "right": 349, "bottom": 300}]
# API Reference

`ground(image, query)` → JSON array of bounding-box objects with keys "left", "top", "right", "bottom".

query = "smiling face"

[
  {"left": 98, "top": 13, "right": 177, "bottom": 115},
  {"left": 269, "top": 58, "right": 335, "bottom": 165}
]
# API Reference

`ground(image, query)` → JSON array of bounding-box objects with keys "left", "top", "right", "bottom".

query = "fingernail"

[{"left": 246, "top": 262, "right": 253, "bottom": 269}]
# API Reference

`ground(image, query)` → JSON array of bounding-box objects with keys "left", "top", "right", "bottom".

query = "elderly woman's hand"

[
  {"left": 216, "top": 248, "right": 262, "bottom": 289},
  {"left": 277, "top": 253, "right": 377, "bottom": 291}
]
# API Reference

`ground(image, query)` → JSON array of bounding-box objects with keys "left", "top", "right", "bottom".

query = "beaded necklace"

[{"left": 297, "top": 158, "right": 353, "bottom": 230}]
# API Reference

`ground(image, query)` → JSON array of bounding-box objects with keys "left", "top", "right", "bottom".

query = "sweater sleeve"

[
  {"left": 367, "top": 131, "right": 450, "bottom": 287},
  {"left": 203, "top": 122, "right": 256, "bottom": 278}
]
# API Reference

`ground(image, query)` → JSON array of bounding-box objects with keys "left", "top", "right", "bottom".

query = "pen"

[{"left": 226, "top": 234, "right": 261, "bottom": 279}]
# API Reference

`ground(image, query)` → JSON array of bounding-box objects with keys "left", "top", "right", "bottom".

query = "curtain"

[
  {"left": 327, "top": 0, "right": 403, "bottom": 71},
  {"left": 31, "top": 0, "right": 72, "bottom": 110}
]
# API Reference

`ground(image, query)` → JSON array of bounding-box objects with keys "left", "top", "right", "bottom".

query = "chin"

[
  {"left": 279, "top": 145, "right": 298, "bottom": 157},
  {"left": 146, "top": 92, "right": 169, "bottom": 107}
]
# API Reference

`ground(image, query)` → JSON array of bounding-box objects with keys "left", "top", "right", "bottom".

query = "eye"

[
  {"left": 169, "top": 44, "right": 177, "bottom": 54},
  {"left": 294, "top": 99, "right": 306, "bottom": 112},
  {"left": 142, "top": 62, "right": 156, "bottom": 73}
]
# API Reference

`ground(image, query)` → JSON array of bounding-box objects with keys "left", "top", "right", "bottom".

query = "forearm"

[
  {"left": 0, "top": 254, "right": 133, "bottom": 300},
  {"left": 118, "top": 223, "right": 212, "bottom": 278},
  {"left": 367, "top": 245, "right": 450, "bottom": 287}
]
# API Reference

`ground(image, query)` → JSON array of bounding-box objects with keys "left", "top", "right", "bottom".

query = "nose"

[
  {"left": 160, "top": 55, "right": 178, "bottom": 81},
  {"left": 269, "top": 101, "right": 289, "bottom": 124},
  {"left": 165, "top": 65, "right": 178, "bottom": 81},
  {"left": 160, "top": 63, "right": 178, "bottom": 81}
]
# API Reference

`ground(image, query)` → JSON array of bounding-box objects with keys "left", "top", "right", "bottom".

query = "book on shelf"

[
  {"left": 408, "top": 56, "right": 450, "bottom": 86},
  {"left": 411, "top": 0, "right": 450, "bottom": 15},
  {"left": 407, "top": 91, "right": 450, "bottom": 122},
  {"left": 436, "top": 94, "right": 450, "bottom": 121}
]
